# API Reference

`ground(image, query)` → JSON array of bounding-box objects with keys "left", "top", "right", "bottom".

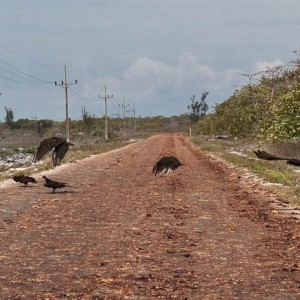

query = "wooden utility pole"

[
  {"left": 132, "top": 104, "right": 136, "bottom": 131},
  {"left": 117, "top": 105, "right": 120, "bottom": 131},
  {"left": 55, "top": 65, "right": 77, "bottom": 142},
  {"left": 31, "top": 115, "right": 38, "bottom": 133},
  {"left": 119, "top": 97, "right": 129, "bottom": 132},
  {"left": 98, "top": 85, "right": 113, "bottom": 141}
]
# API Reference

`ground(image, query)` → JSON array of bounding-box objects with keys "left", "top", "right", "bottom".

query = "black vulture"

[
  {"left": 13, "top": 175, "right": 37, "bottom": 186},
  {"left": 42, "top": 175, "right": 68, "bottom": 193},
  {"left": 33, "top": 137, "right": 74, "bottom": 167},
  {"left": 152, "top": 156, "right": 182, "bottom": 176},
  {"left": 253, "top": 150, "right": 300, "bottom": 166}
]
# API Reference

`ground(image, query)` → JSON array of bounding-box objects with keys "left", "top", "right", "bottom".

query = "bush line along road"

[{"left": 0, "top": 133, "right": 300, "bottom": 299}]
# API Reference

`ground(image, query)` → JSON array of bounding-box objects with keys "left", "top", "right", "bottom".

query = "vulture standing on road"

[
  {"left": 42, "top": 175, "right": 68, "bottom": 193},
  {"left": 152, "top": 156, "right": 182, "bottom": 176},
  {"left": 13, "top": 175, "right": 37, "bottom": 186},
  {"left": 33, "top": 137, "right": 74, "bottom": 167},
  {"left": 253, "top": 150, "right": 300, "bottom": 166}
]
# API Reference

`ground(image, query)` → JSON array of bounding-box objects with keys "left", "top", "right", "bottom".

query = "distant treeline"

[{"left": 0, "top": 114, "right": 191, "bottom": 138}]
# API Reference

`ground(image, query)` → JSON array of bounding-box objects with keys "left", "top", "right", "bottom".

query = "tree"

[
  {"left": 187, "top": 91, "right": 209, "bottom": 123},
  {"left": 4, "top": 107, "right": 14, "bottom": 129},
  {"left": 258, "top": 88, "right": 300, "bottom": 141},
  {"left": 81, "top": 107, "right": 95, "bottom": 131}
]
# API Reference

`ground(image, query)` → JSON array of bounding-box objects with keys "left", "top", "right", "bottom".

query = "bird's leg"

[{"left": 166, "top": 168, "right": 174, "bottom": 175}]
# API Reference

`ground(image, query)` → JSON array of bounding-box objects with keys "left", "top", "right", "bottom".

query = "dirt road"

[{"left": 0, "top": 133, "right": 300, "bottom": 299}]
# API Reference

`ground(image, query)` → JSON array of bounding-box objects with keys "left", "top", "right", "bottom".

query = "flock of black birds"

[
  {"left": 16, "top": 144, "right": 300, "bottom": 193},
  {"left": 12, "top": 136, "right": 183, "bottom": 194},
  {"left": 13, "top": 146, "right": 300, "bottom": 193},
  {"left": 12, "top": 136, "right": 74, "bottom": 193}
]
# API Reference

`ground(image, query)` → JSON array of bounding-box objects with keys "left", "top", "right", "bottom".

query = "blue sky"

[{"left": 0, "top": 0, "right": 299, "bottom": 121}]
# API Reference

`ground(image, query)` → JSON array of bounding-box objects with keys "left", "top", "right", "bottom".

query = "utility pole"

[
  {"left": 238, "top": 71, "right": 264, "bottom": 123},
  {"left": 238, "top": 72, "right": 265, "bottom": 93},
  {"left": 119, "top": 97, "right": 129, "bottom": 132},
  {"left": 98, "top": 85, "right": 113, "bottom": 141},
  {"left": 55, "top": 65, "right": 77, "bottom": 142},
  {"left": 117, "top": 105, "right": 120, "bottom": 131},
  {"left": 111, "top": 111, "right": 120, "bottom": 131},
  {"left": 127, "top": 103, "right": 136, "bottom": 131},
  {"left": 126, "top": 104, "right": 132, "bottom": 130},
  {"left": 31, "top": 115, "right": 38, "bottom": 133},
  {"left": 132, "top": 104, "right": 136, "bottom": 131}
]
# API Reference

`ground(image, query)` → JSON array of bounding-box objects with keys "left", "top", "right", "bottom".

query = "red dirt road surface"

[{"left": 1, "top": 133, "right": 300, "bottom": 299}]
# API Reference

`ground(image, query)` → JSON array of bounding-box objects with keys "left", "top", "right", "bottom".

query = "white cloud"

[
  {"left": 84, "top": 53, "right": 244, "bottom": 116},
  {"left": 89, "top": 53, "right": 241, "bottom": 98}
]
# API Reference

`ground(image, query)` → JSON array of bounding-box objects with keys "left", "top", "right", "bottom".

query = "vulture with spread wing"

[
  {"left": 33, "top": 137, "right": 74, "bottom": 167},
  {"left": 253, "top": 150, "right": 300, "bottom": 166},
  {"left": 152, "top": 156, "right": 182, "bottom": 176}
]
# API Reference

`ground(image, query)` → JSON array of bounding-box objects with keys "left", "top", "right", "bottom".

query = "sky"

[{"left": 0, "top": 0, "right": 299, "bottom": 121}]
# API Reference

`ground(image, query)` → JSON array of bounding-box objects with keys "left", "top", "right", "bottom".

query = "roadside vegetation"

[{"left": 196, "top": 51, "right": 300, "bottom": 142}]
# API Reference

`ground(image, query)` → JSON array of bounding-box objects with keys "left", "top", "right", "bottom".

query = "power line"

[
  {"left": 0, "top": 58, "right": 54, "bottom": 84},
  {"left": 98, "top": 85, "right": 113, "bottom": 141},
  {"left": 0, "top": 64, "right": 50, "bottom": 84},
  {"left": 68, "top": 86, "right": 99, "bottom": 102},
  {"left": 0, "top": 73, "right": 52, "bottom": 85},
  {"left": 76, "top": 83, "right": 99, "bottom": 101},
  {"left": 0, "top": 44, "right": 63, "bottom": 68}
]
